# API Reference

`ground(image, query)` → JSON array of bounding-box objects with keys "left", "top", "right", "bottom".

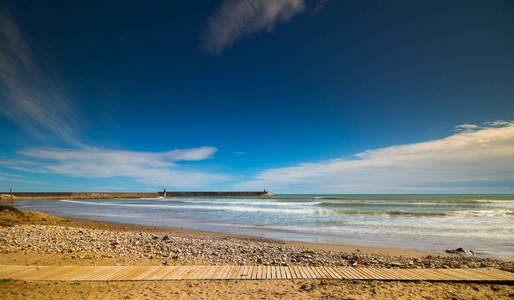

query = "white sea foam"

[{"left": 59, "top": 199, "right": 318, "bottom": 215}]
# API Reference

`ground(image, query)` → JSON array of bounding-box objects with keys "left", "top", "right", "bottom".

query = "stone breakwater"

[
  {"left": 0, "top": 225, "right": 512, "bottom": 272},
  {"left": 3, "top": 191, "right": 270, "bottom": 200}
]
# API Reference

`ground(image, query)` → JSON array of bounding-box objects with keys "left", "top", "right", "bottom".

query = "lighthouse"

[{"left": 163, "top": 188, "right": 167, "bottom": 197}]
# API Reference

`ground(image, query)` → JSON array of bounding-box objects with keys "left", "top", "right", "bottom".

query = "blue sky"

[{"left": 0, "top": 0, "right": 513, "bottom": 193}]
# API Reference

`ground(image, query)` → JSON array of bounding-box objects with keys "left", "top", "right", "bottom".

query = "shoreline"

[
  {"left": 1, "top": 206, "right": 513, "bottom": 299},
  {"left": 63, "top": 216, "right": 437, "bottom": 259},
  {"left": 8, "top": 201, "right": 512, "bottom": 260},
  {"left": 1, "top": 206, "right": 512, "bottom": 270}
]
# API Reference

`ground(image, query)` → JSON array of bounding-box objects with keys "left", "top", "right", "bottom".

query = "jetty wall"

[{"left": 4, "top": 191, "right": 271, "bottom": 200}]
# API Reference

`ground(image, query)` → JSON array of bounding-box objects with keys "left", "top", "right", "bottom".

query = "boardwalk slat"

[
  {"left": 283, "top": 266, "right": 292, "bottom": 279},
  {"left": 400, "top": 269, "right": 432, "bottom": 280},
  {"left": 249, "top": 266, "right": 258, "bottom": 280},
  {"left": 297, "top": 266, "right": 308, "bottom": 278},
  {"left": 333, "top": 267, "right": 353, "bottom": 279},
  {"left": 432, "top": 269, "right": 465, "bottom": 280},
  {"left": 364, "top": 268, "right": 387, "bottom": 280},
  {"left": 159, "top": 266, "right": 179, "bottom": 280},
  {"left": 132, "top": 266, "right": 161, "bottom": 280},
  {"left": 319, "top": 267, "right": 335, "bottom": 279},
  {"left": 313, "top": 267, "right": 326, "bottom": 278},
  {"left": 211, "top": 266, "right": 224, "bottom": 280},
  {"left": 346, "top": 267, "right": 366, "bottom": 279},
  {"left": 304, "top": 266, "right": 317, "bottom": 278},
  {"left": 290, "top": 266, "right": 300, "bottom": 279},
  {"left": 275, "top": 266, "right": 286, "bottom": 279},
  {"left": 220, "top": 265, "right": 232, "bottom": 280},
  {"left": 0, "top": 265, "right": 28, "bottom": 277},
  {"left": 326, "top": 267, "right": 342, "bottom": 279},
  {"left": 474, "top": 268, "right": 514, "bottom": 280},
  {"left": 469, "top": 268, "right": 512, "bottom": 281},
  {"left": 256, "top": 265, "right": 263, "bottom": 280},
  {"left": 297, "top": 266, "right": 308, "bottom": 279},
  {"left": 229, "top": 266, "right": 241, "bottom": 279}
]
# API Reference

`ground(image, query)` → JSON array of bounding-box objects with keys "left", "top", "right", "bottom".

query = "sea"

[{"left": 17, "top": 194, "right": 514, "bottom": 258}]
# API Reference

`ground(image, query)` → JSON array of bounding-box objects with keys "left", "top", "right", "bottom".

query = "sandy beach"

[{"left": 0, "top": 205, "right": 513, "bottom": 299}]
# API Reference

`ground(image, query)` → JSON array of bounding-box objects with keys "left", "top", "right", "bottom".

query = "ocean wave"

[
  {"left": 59, "top": 199, "right": 317, "bottom": 215},
  {"left": 329, "top": 209, "right": 450, "bottom": 217},
  {"left": 320, "top": 209, "right": 514, "bottom": 217},
  {"left": 247, "top": 224, "right": 514, "bottom": 241},
  {"left": 314, "top": 201, "right": 485, "bottom": 209}
]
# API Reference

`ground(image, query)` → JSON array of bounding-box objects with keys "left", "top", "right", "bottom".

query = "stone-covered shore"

[{"left": 1, "top": 224, "right": 513, "bottom": 272}]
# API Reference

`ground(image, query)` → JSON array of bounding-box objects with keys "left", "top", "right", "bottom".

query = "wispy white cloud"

[
  {"left": 0, "top": 10, "right": 80, "bottom": 145},
  {"left": 454, "top": 123, "right": 481, "bottom": 131},
  {"left": 203, "top": 0, "right": 306, "bottom": 54},
  {"left": 236, "top": 121, "right": 514, "bottom": 193},
  {"left": 1, "top": 146, "right": 229, "bottom": 188},
  {"left": 484, "top": 120, "right": 511, "bottom": 127}
]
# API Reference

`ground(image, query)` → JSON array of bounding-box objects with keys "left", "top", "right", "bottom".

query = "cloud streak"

[
  {"left": 236, "top": 121, "right": 514, "bottom": 193},
  {"left": 203, "top": 0, "right": 305, "bottom": 54},
  {"left": 2, "top": 146, "right": 228, "bottom": 188},
  {"left": 0, "top": 10, "right": 80, "bottom": 145}
]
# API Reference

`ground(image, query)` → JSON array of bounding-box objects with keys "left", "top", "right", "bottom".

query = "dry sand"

[{"left": 1, "top": 279, "right": 513, "bottom": 300}]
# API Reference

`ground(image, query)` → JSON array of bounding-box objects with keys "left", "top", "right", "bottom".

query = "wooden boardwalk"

[{"left": 0, "top": 265, "right": 512, "bottom": 282}]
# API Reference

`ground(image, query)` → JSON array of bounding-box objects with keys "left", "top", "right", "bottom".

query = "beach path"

[{"left": 0, "top": 265, "right": 512, "bottom": 282}]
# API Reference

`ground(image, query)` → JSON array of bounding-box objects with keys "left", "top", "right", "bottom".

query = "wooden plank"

[
  {"left": 219, "top": 265, "right": 232, "bottom": 280},
  {"left": 303, "top": 266, "right": 317, "bottom": 279},
  {"left": 326, "top": 267, "right": 342, "bottom": 279},
  {"left": 289, "top": 266, "right": 300, "bottom": 279},
  {"left": 256, "top": 265, "right": 263, "bottom": 280},
  {"left": 144, "top": 266, "right": 168, "bottom": 280},
  {"left": 473, "top": 268, "right": 514, "bottom": 281},
  {"left": 0, "top": 265, "right": 27, "bottom": 277},
  {"left": 448, "top": 269, "right": 489, "bottom": 281},
  {"left": 347, "top": 268, "right": 367, "bottom": 279},
  {"left": 364, "top": 268, "right": 386, "bottom": 280},
  {"left": 382, "top": 268, "right": 416, "bottom": 280},
  {"left": 332, "top": 267, "right": 352, "bottom": 279},
  {"left": 198, "top": 266, "right": 214, "bottom": 279},
  {"left": 132, "top": 266, "right": 161, "bottom": 280},
  {"left": 235, "top": 265, "right": 247, "bottom": 279},
  {"left": 276, "top": 266, "right": 283, "bottom": 279},
  {"left": 318, "top": 267, "right": 335, "bottom": 279},
  {"left": 183, "top": 266, "right": 201, "bottom": 280},
  {"left": 5, "top": 266, "right": 52, "bottom": 280},
  {"left": 398, "top": 269, "right": 430, "bottom": 280},
  {"left": 159, "top": 266, "right": 180, "bottom": 280},
  {"left": 311, "top": 267, "right": 325, "bottom": 278},
  {"left": 191, "top": 266, "right": 208, "bottom": 280},
  {"left": 295, "top": 266, "right": 307, "bottom": 279},
  {"left": 211, "top": 266, "right": 224, "bottom": 280},
  {"left": 228, "top": 266, "right": 241, "bottom": 279},
  {"left": 250, "top": 266, "right": 258, "bottom": 280},
  {"left": 431, "top": 269, "right": 465, "bottom": 280},
  {"left": 283, "top": 266, "right": 292, "bottom": 279}
]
